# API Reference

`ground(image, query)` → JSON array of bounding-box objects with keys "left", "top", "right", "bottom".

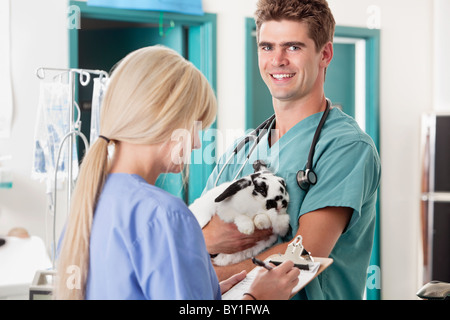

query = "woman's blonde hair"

[{"left": 55, "top": 46, "right": 217, "bottom": 299}]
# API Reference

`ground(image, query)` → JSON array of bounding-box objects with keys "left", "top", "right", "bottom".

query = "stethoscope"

[{"left": 214, "top": 98, "right": 332, "bottom": 191}]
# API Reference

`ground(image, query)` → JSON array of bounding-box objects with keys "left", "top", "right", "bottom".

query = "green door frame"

[
  {"left": 334, "top": 26, "right": 380, "bottom": 149},
  {"left": 68, "top": 1, "right": 217, "bottom": 204},
  {"left": 246, "top": 20, "right": 381, "bottom": 300},
  {"left": 334, "top": 26, "right": 381, "bottom": 301}
]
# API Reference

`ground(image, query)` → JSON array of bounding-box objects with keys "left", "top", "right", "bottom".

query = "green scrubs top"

[{"left": 203, "top": 107, "right": 381, "bottom": 300}]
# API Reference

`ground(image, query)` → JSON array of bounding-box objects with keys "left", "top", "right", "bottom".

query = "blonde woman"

[{"left": 55, "top": 46, "right": 299, "bottom": 300}]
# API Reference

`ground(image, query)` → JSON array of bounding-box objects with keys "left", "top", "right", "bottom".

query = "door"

[
  {"left": 245, "top": 20, "right": 273, "bottom": 130},
  {"left": 325, "top": 36, "right": 369, "bottom": 132},
  {"left": 70, "top": 1, "right": 217, "bottom": 203},
  {"left": 324, "top": 41, "right": 355, "bottom": 118}
]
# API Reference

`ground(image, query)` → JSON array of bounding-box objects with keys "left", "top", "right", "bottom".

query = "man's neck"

[{"left": 270, "top": 94, "right": 327, "bottom": 145}]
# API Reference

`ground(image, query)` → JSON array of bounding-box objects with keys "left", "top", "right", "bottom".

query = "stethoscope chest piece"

[
  {"left": 296, "top": 169, "right": 317, "bottom": 191},
  {"left": 295, "top": 98, "right": 331, "bottom": 191}
]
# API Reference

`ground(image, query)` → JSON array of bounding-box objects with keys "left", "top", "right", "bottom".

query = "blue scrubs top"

[
  {"left": 86, "top": 173, "right": 221, "bottom": 300},
  {"left": 204, "top": 107, "right": 381, "bottom": 300}
]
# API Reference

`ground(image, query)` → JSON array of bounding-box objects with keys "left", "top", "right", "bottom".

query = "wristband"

[{"left": 243, "top": 292, "right": 257, "bottom": 300}]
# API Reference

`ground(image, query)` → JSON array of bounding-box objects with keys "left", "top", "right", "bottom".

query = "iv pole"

[{"left": 35, "top": 67, "right": 108, "bottom": 268}]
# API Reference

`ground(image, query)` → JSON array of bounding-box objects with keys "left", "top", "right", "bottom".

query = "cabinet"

[{"left": 421, "top": 114, "right": 450, "bottom": 283}]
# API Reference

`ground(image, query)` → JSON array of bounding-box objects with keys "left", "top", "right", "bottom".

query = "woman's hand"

[
  {"left": 244, "top": 260, "right": 300, "bottom": 300},
  {"left": 219, "top": 270, "right": 247, "bottom": 294},
  {"left": 203, "top": 215, "right": 273, "bottom": 255}
]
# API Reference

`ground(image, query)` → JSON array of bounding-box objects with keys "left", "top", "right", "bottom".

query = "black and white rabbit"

[{"left": 189, "top": 160, "right": 290, "bottom": 266}]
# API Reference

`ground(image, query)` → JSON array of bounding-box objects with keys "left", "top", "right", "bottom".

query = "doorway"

[{"left": 69, "top": 1, "right": 217, "bottom": 204}]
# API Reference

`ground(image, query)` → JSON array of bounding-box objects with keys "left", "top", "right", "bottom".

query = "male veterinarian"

[{"left": 201, "top": 0, "right": 381, "bottom": 300}]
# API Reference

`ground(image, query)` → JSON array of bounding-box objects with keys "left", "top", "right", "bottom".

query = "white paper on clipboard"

[{"left": 222, "top": 260, "right": 321, "bottom": 300}]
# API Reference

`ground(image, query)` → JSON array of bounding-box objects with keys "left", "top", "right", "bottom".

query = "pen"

[{"left": 252, "top": 257, "right": 273, "bottom": 270}]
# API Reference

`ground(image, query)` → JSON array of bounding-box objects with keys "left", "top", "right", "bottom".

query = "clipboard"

[{"left": 222, "top": 236, "right": 333, "bottom": 300}]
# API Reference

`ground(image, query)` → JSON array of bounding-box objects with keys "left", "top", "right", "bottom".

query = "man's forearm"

[
  {"left": 213, "top": 240, "right": 291, "bottom": 281},
  {"left": 214, "top": 207, "right": 352, "bottom": 281}
]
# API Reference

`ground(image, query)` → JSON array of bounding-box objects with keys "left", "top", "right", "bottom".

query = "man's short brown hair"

[{"left": 255, "top": 0, "right": 336, "bottom": 52}]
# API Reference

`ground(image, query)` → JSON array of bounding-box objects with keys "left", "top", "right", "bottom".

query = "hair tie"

[{"left": 98, "top": 135, "right": 111, "bottom": 143}]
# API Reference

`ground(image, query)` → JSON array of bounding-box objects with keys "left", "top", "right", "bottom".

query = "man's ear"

[
  {"left": 320, "top": 41, "right": 333, "bottom": 69},
  {"left": 215, "top": 178, "right": 252, "bottom": 202}
]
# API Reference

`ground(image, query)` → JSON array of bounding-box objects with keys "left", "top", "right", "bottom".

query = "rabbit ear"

[{"left": 215, "top": 178, "right": 252, "bottom": 202}]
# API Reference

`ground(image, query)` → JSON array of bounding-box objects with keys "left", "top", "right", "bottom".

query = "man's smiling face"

[{"left": 258, "top": 20, "right": 324, "bottom": 105}]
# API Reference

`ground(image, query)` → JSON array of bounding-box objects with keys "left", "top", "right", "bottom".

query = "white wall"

[
  {"left": 203, "top": 1, "right": 255, "bottom": 134},
  {"left": 329, "top": 0, "right": 435, "bottom": 300},
  {"left": 0, "top": 0, "right": 446, "bottom": 299},
  {"left": 434, "top": 0, "right": 450, "bottom": 111},
  {"left": 0, "top": 0, "right": 69, "bottom": 246}
]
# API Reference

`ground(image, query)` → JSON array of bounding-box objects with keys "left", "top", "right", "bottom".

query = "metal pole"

[{"left": 67, "top": 70, "right": 75, "bottom": 212}]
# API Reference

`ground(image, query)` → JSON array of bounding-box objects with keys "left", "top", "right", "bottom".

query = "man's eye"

[
  {"left": 288, "top": 46, "right": 300, "bottom": 51},
  {"left": 260, "top": 46, "right": 272, "bottom": 51}
]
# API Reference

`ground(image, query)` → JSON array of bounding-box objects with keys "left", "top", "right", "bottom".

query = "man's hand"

[{"left": 202, "top": 214, "right": 273, "bottom": 255}]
